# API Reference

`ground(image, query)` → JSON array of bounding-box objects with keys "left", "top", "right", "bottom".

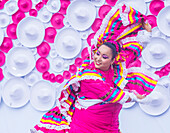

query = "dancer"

[{"left": 31, "top": 3, "right": 157, "bottom": 133}]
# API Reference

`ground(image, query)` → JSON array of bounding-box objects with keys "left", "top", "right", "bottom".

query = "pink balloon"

[
  {"left": 149, "top": 0, "right": 165, "bottom": 16},
  {"left": 51, "top": 13, "right": 64, "bottom": 29},
  {"left": 69, "top": 64, "right": 77, "bottom": 74},
  {"left": 0, "top": 37, "right": 13, "bottom": 53},
  {"left": 44, "top": 27, "right": 57, "bottom": 43},
  {"left": 56, "top": 74, "right": 64, "bottom": 83},
  {"left": 0, "top": 51, "right": 5, "bottom": 67},
  {"left": 98, "top": 5, "right": 112, "bottom": 19},
  {"left": 37, "top": 42, "right": 51, "bottom": 57},
  {"left": 0, "top": 68, "right": 4, "bottom": 81},
  {"left": 63, "top": 71, "right": 71, "bottom": 79},
  {"left": 42, "top": 71, "right": 50, "bottom": 80},
  {"left": 75, "top": 57, "right": 83, "bottom": 67},
  {"left": 59, "top": 0, "right": 71, "bottom": 15},
  {"left": 18, "top": 0, "right": 32, "bottom": 12},
  {"left": 29, "top": 9, "right": 38, "bottom": 17},
  {"left": 36, "top": 57, "right": 50, "bottom": 73},
  {"left": 12, "top": 10, "right": 26, "bottom": 24},
  {"left": 91, "top": 18, "right": 102, "bottom": 32},
  {"left": 6, "top": 23, "right": 17, "bottom": 39}
]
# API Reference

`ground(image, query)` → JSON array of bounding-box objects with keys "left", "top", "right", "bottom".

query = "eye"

[
  {"left": 96, "top": 51, "right": 100, "bottom": 55},
  {"left": 102, "top": 55, "right": 109, "bottom": 59}
]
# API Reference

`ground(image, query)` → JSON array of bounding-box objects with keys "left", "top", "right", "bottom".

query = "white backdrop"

[{"left": 1, "top": 0, "right": 170, "bottom": 133}]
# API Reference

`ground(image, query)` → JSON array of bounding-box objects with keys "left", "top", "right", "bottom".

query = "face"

[{"left": 93, "top": 45, "right": 114, "bottom": 71}]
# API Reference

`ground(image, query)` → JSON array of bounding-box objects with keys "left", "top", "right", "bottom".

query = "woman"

[{"left": 31, "top": 3, "right": 157, "bottom": 133}]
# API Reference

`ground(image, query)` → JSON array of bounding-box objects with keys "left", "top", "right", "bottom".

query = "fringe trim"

[
  {"left": 30, "top": 123, "right": 70, "bottom": 132},
  {"left": 119, "top": 79, "right": 128, "bottom": 90},
  {"left": 121, "top": 62, "right": 128, "bottom": 77},
  {"left": 63, "top": 75, "right": 103, "bottom": 90},
  {"left": 75, "top": 100, "right": 88, "bottom": 110}
]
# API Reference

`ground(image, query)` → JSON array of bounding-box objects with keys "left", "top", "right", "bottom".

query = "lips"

[{"left": 95, "top": 61, "right": 101, "bottom": 66}]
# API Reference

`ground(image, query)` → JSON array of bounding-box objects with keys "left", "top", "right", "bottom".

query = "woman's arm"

[{"left": 126, "top": 93, "right": 146, "bottom": 102}]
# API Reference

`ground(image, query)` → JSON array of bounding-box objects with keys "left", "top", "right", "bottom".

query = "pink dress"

[
  {"left": 69, "top": 66, "right": 122, "bottom": 133},
  {"left": 31, "top": 4, "right": 158, "bottom": 133}
]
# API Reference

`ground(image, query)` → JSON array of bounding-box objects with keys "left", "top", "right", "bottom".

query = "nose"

[{"left": 96, "top": 55, "right": 102, "bottom": 61}]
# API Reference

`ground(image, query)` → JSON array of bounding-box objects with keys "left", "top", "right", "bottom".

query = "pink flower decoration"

[
  {"left": 6, "top": 23, "right": 17, "bottom": 39},
  {"left": 98, "top": 5, "right": 112, "bottom": 19},
  {"left": 149, "top": 0, "right": 165, "bottom": 16},
  {"left": 75, "top": 57, "right": 83, "bottom": 67},
  {"left": 44, "top": 27, "right": 57, "bottom": 43},
  {"left": 12, "top": 10, "right": 26, "bottom": 24},
  {"left": 35, "top": 2, "right": 44, "bottom": 11},
  {"left": 0, "top": 51, "right": 5, "bottom": 67},
  {"left": 155, "top": 70, "right": 164, "bottom": 78},
  {"left": 37, "top": 42, "right": 51, "bottom": 57},
  {"left": 42, "top": 71, "right": 50, "bottom": 80},
  {"left": 165, "top": 63, "right": 170, "bottom": 72},
  {"left": 63, "top": 71, "right": 71, "bottom": 79},
  {"left": 0, "top": 0, "right": 5, "bottom": 10},
  {"left": 146, "top": 15, "right": 157, "bottom": 28},
  {"left": 69, "top": 64, "right": 77, "bottom": 74},
  {"left": 0, "top": 68, "right": 4, "bottom": 81},
  {"left": 160, "top": 68, "right": 169, "bottom": 76},
  {"left": 56, "top": 74, "right": 64, "bottom": 83},
  {"left": 49, "top": 73, "right": 56, "bottom": 83},
  {"left": 87, "top": 33, "right": 95, "bottom": 46},
  {"left": 91, "top": 18, "right": 102, "bottom": 32},
  {"left": 106, "top": 0, "right": 118, "bottom": 6},
  {"left": 58, "top": 0, "right": 71, "bottom": 15},
  {"left": 42, "top": 0, "right": 48, "bottom": 5},
  {"left": 36, "top": 57, "right": 50, "bottom": 73},
  {"left": 29, "top": 9, "right": 38, "bottom": 17},
  {"left": 0, "top": 37, "right": 13, "bottom": 53},
  {"left": 18, "top": 0, "right": 32, "bottom": 12},
  {"left": 51, "top": 13, "right": 64, "bottom": 29},
  {"left": 81, "top": 47, "right": 89, "bottom": 60}
]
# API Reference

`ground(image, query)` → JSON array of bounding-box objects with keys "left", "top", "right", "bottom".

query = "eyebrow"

[{"left": 97, "top": 50, "right": 109, "bottom": 57}]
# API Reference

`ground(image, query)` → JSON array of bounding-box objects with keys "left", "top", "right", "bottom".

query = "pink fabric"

[{"left": 69, "top": 65, "right": 122, "bottom": 133}]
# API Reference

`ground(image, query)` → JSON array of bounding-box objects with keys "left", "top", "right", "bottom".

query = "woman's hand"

[
  {"left": 136, "top": 94, "right": 146, "bottom": 100},
  {"left": 72, "top": 82, "right": 80, "bottom": 92},
  {"left": 142, "top": 21, "right": 152, "bottom": 32}
]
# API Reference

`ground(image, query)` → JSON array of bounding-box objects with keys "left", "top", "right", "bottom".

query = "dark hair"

[{"left": 101, "top": 42, "right": 119, "bottom": 60}]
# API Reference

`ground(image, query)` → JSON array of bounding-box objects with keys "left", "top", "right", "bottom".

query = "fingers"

[
  {"left": 136, "top": 94, "right": 146, "bottom": 100},
  {"left": 142, "top": 21, "right": 152, "bottom": 32}
]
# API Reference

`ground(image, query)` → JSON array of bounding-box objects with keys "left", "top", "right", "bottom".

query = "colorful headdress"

[{"left": 91, "top": 3, "right": 147, "bottom": 64}]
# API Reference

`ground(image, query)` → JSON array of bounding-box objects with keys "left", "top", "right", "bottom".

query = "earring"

[{"left": 111, "top": 64, "right": 113, "bottom": 70}]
